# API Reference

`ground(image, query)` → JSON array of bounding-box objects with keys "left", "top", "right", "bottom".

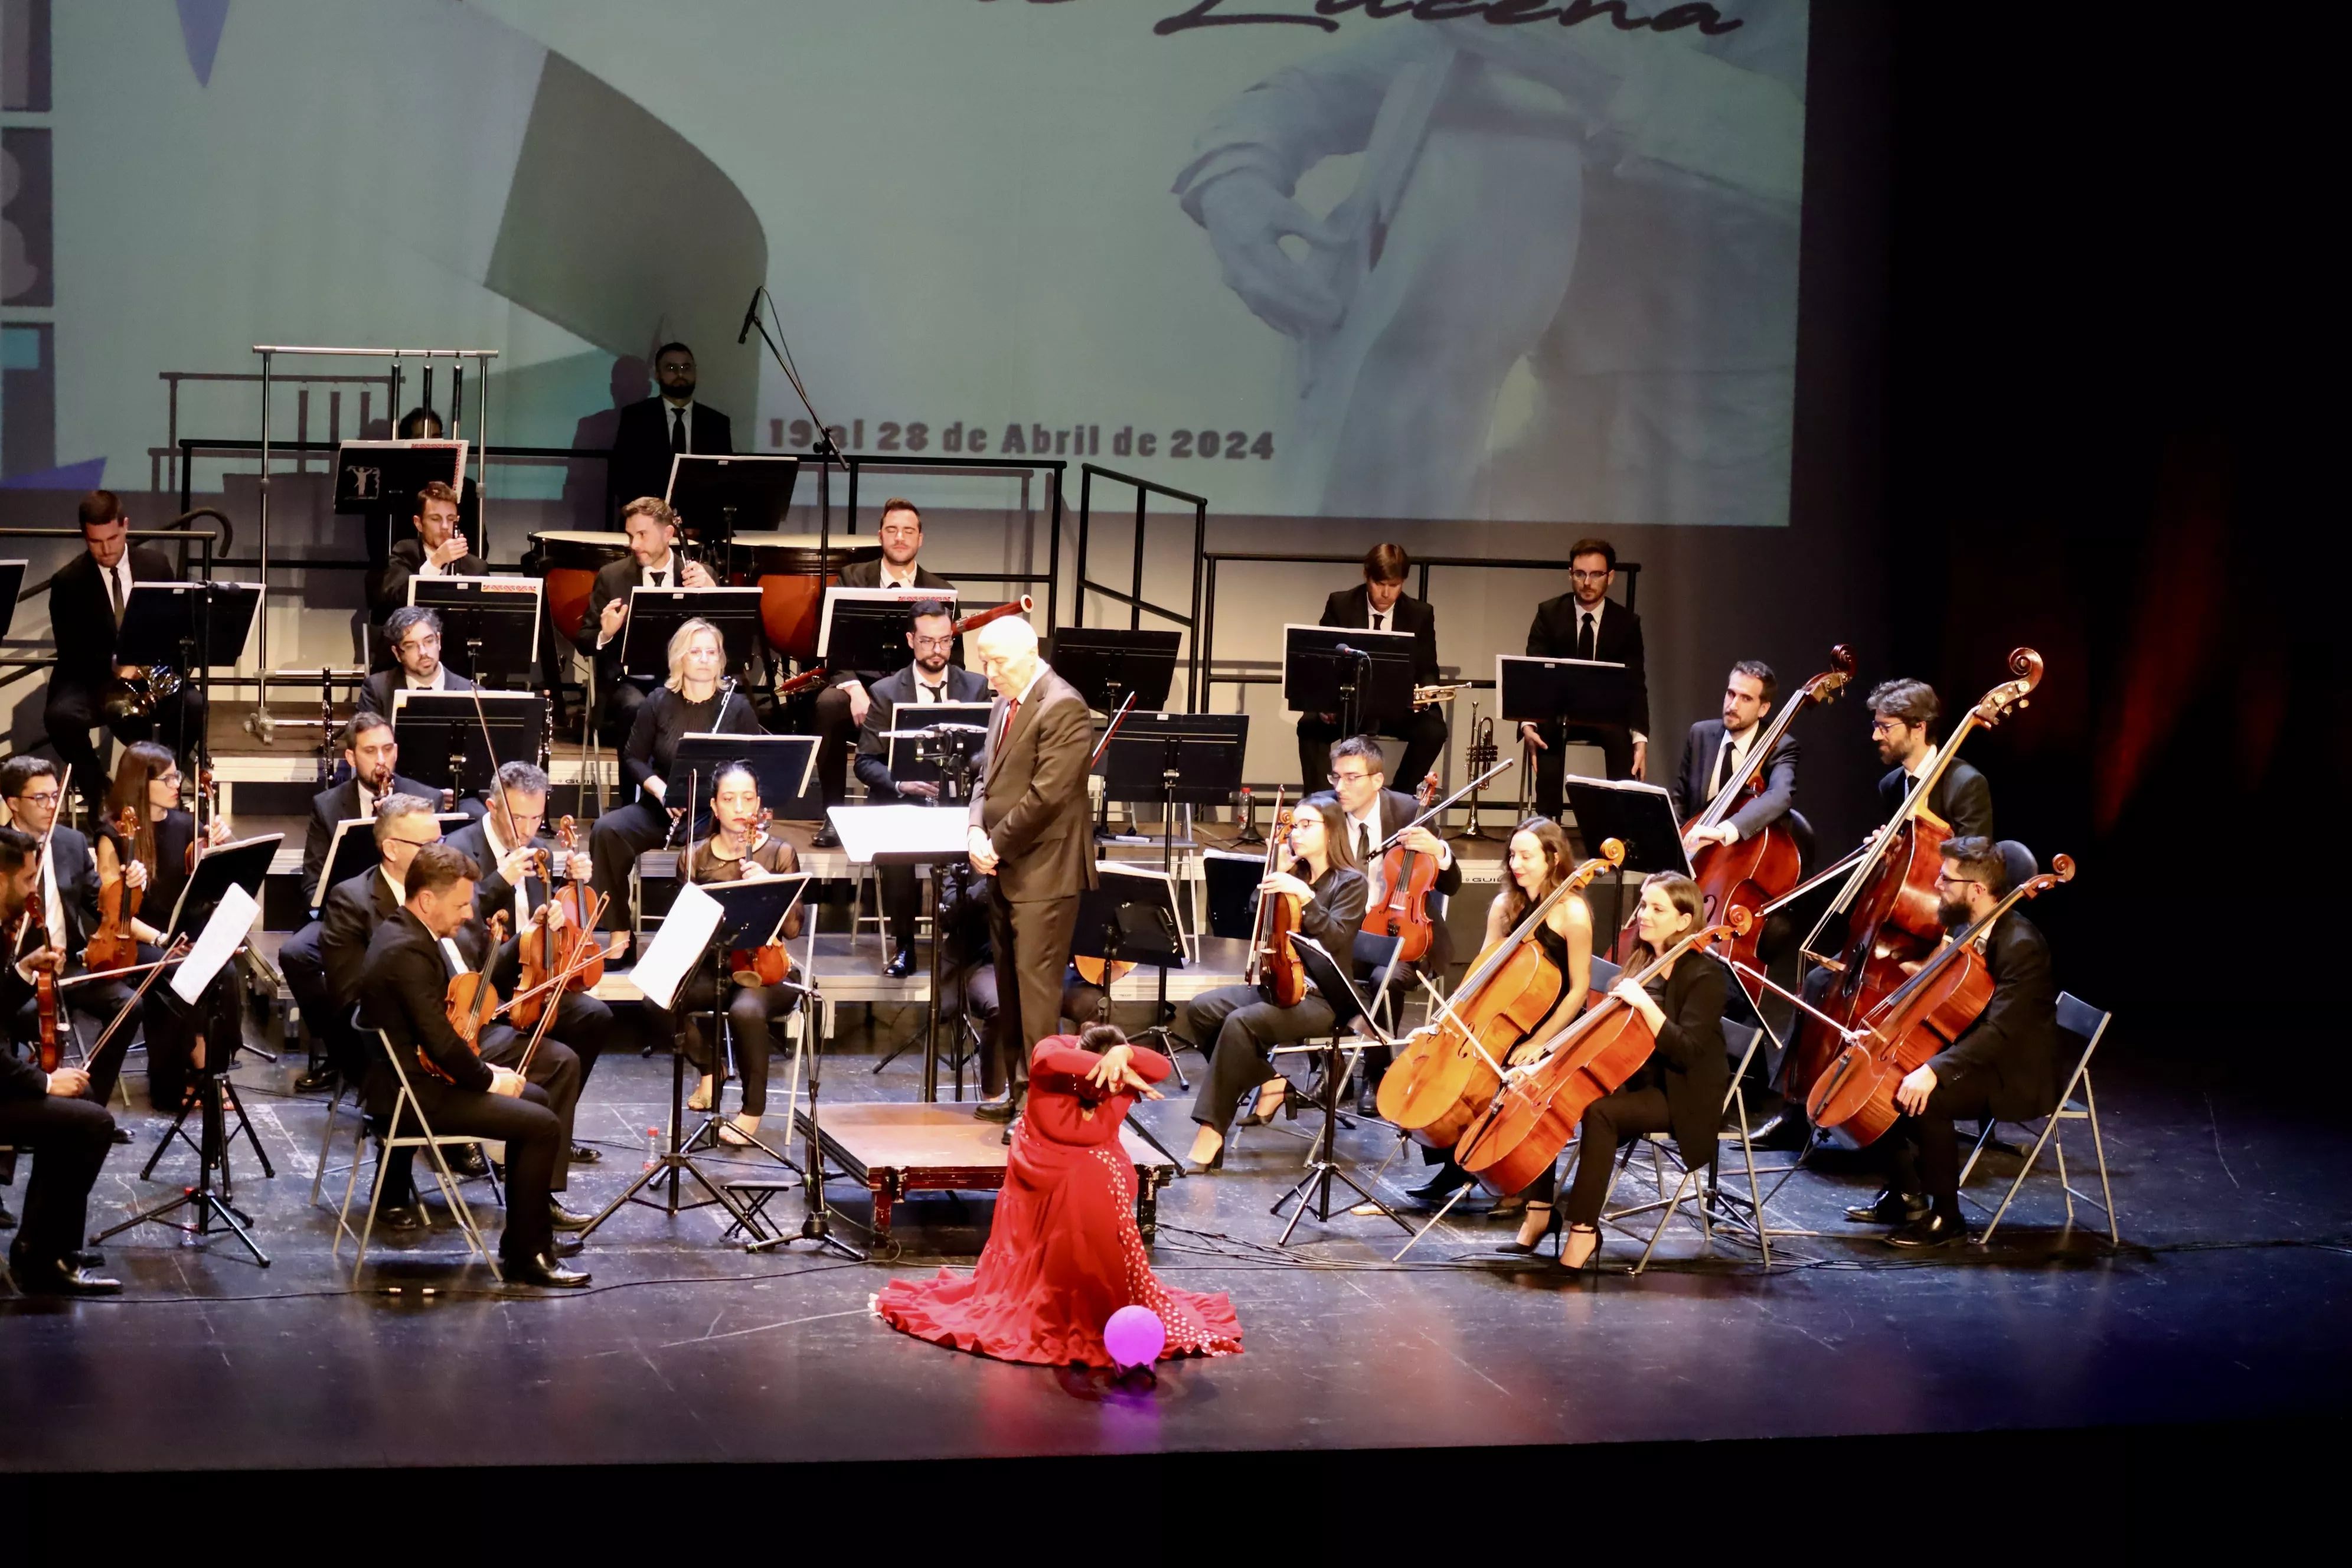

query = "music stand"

[
  {"left": 671, "top": 732, "right": 822, "bottom": 824},
  {"left": 664, "top": 453, "right": 800, "bottom": 561},
  {"left": 1561, "top": 775, "right": 1689, "bottom": 953},
  {"left": 1048, "top": 628, "right": 1181, "bottom": 713},
  {"left": 1097, "top": 713, "right": 1245, "bottom": 1054},
  {"left": 1497, "top": 654, "right": 1633, "bottom": 730},
  {"left": 1073, "top": 863, "right": 1195, "bottom": 1103},
  {"left": 819, "top": 587, "right": 961, "bottom": 679},
  {"left": 392, "top": 691, "right": 543, "bottom": 805},
  {"left": 118, "top": 581, "right": 263, "bottom": 762},
  {"left": 1270, "top": 933, "right": 1415, "bottom": 1243},
  {"left": 332, "top": 439, "right": 468, "bottom": 518},
  {"left": 884, "top": 704, "right": 992, "bottom": 805},
  {"left": 1285, "top": 624, "right": 1415, "bottom": 739},
  {"left": 311, "top": 812, "right": 470, "bottom": 913},
  {"left": 827, "top": 804, "right": 971, "bottom": 1105},
  {"left": 0, "top": 561, "right": 23, "bottom": 639},
  {"left": 409, "top": 576, "right": 543, "bottom": 688},
  {"left": 620, "top": 587, "right": 765, "bottom": 680}
]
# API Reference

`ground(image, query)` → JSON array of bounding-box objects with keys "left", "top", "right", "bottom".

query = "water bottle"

[{"left": 643, "top": 1126, "right": 660, "bottom": 1171}]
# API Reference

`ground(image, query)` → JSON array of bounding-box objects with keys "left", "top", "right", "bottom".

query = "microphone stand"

[{"left": 740, "top": 285, "right": 848, "bottom": 545}]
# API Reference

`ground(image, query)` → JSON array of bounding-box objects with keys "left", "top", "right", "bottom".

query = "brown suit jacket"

[{"left": 969, "top": 667, "right": 1097, "bottom": 904}]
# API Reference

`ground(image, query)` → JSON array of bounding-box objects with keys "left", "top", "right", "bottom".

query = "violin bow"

[
  {"left": 514, "top": 890, "right": 608, "bottom": 1077},
  {"left": 77, "top": 936, "right": 192, "bottom": 1059},
  {"left": 16, "top": 763, "right": 71, "bottom": 956},
  {"left": 1374, "top": 756, "right": 1513, "bottom": 854}
]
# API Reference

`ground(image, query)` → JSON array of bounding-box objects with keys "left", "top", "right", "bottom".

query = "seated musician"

[
  {"left": 812, "top": 498, "right": 954, "bottom": 848},
  {"left": 575, "top": 497, "right": 716, "bottom": 743},
  {"left": 362, "top": 605, "right": 478, "bottom": 716},
  {"left": 299, "top": 712, "right": 441, "bottom": 894},
  {"left": 43, "top": 490, "right": 209, "bottom": 822},
  {"left": 655, "top": 759, "right": 804, "bottom": 1147},
  {"left": 355, "top": 842, "right": 589, "bottom": 1288},
  {"left": 0, "top": 825, "right": 121, "bottom": 1297},
  {"left": 312, "top": 795, "right": 447, "bottom": 1133},
  {"left": 587, "top": 616, "right": 766, "bottom": 958},
  {"left": 364, "top": 479, "right": 486, "bottom": 651},
  {"left": 1531, "top": 871, "right": 1727, "bottom": 1271},
  {"left": 1, "top": 756, "right": 139, "bottom": 1108},
  {"left": 1324, "top": 734, "right": 1462, "bottom": 978},
  {"left": 1851, "top": 835, "right": 2059, "bottom": 1249},
  {"left": 1672, "top": 661, "right": 1798, "bottom": 849},
  {"left": 854, "top": 599, "right": 989, "bottom": 978},
  {"left": 94, "top": 744, "right": 233, "bottom": 1111},
  {"left": 1870, "top": 678, "right": 1992, "bottom": 839},
  {"left": 1178, "top": 793, "right": 1366, "bottom": 1172},
  {"left": 1521, "top": 538, "right": 1649, "bottom": 811},
  {"left": 1295, "top": 545, "right": 1448, "bottom": 793}
]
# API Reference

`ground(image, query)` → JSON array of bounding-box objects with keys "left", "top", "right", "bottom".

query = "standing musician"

[
  {"left": 1295, "top": 544, "right": 1448, "bottom": 794},
  {"left": 1178, "top": 793, "right": 1366, "bottom": 1173},
  {"left": 586, "top": 617, "right": 764, "bottom": 958},
  {"left": 1522, "top": 537, "right": 1648, "bottom": 811},
  {"left": 609, "top": 342, "right": 734, "bottom": 518},
  {"left": 576, "top": 497, "right": 717, "bottom": 743},
  {"left": 1529, "top": 871, "right": 1727, "bottom": 1272},
  {"left": 300, "top": 711, "right": 441, "bottom": 893},
  {"left": 1870, "top": 678, "right": 1993, "bottom": 841},
  {"left": 44, "top": 490, "right": 210, "bottom": 823},
  {"left": 362, "top": 605, "right": 478, "bottom": 716},
  {"left": 1, "top": 756, "right": 138, "bottom": 1107},
  {"left": 812, "top": 499, "right": 955, "bottom": 848},
  {"left": 854, "top": 599, "right": 990, "bottom": 978},
  {"left": 1851, "top": 835, "right": 2059, "bottom": 1249},
  {"left": 0, "top": 825, "right": 122, "bottom": 1297},
  {"left": 1672, "top": 661, "right": 1799, "bottom": 849},
  {"left": 355, "top": 842, "right": 589, "bottom": 1288},
  {"left": 655, "top": 759, "right": 805, "bottom": 1147},
  {"left": 364, "top": 479, "right": 486, "bottom": 643},
  {"left": 94, "top": 743, "right": 233, "bottom": 1110},
  {"left": 963, "top": 615, "right": 1095, "bottom": 1123}
]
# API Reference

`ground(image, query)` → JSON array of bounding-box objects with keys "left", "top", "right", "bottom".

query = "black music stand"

[
  {"left": 677, "top": 874, "right": 815, "bottom": 1170},
  {"left": 1561, "top": 775, "right": 1689, "bottom": 950},
  {"left": 620, "top": 587, "right": 765, "bottom": 680},
  {"left": 0, "top": 561, "right": 24, "bottom": 639},
  {"left": 1049, "top": 628, "right": 1181, "bottom": 713},
  {"left": 819, "top": 587, "right": 961, "bottom": 680},
  {"left": 1270, "top": 933, "right": 1415, "bottom": 1243},
  {"left": 1285, "top": 624, "right": 1415, "bottom": 739},
  {"left": 664, "top": 454, "right": 800, "bottom": 563},
  {"left": 1073, "top": 864, "right": 1195, "bottom": 1103},
  {"left": 311, "top": 812, "right": 471, "bottom": 913},
  {"left": 333, "top": 439, "right": 467, "bottom": 517},
  {"left": 118, "top": 581, "right": 263, "bottom": 762},
  {"left": 408, "top": 576, "right": 542, "bottom": 689},
  {"left": 391, "top": 691, "right": 543, "bottom": 806},
  {"left": 670, "top": 731, "right": 821, "bottom": 827},
  {"left": 1097, "top": 713, "right": 1245, "bottom": 1054}
]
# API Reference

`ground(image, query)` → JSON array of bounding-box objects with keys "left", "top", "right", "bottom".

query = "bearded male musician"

[
  {"left": 812, "top": 499, "right": 956, "bottom": 848},
  {"left": 1870, "top": 679, "right": 1992, "bottom": 841},
  {"left": 356, "top": 842, "right": 590, "bottom": 1286},
  {"left": 1295, "top": 544, "right": 1448, "bottom": 793},
  {"left": 0, "top": 825, "right": 122, "bottom": 1296},
  {"left": 44, "top": 490, "right": 210, "bottom": 823},
  {"left": 361, "top": 605, "right": 478, "bottom": 717},
  {"left": 1522, "top": 538, "right": 1648, "bottom": 811},
  {"left": 1850, "top": 836, "right": 2060, "bottom": 1249},
  {"left": 364, "top": 480, "right": 487, "bottom": 640},
  {"left": 1673, "top": 662, "right": 1799, "bottom": 849},
  {"left": 299, "top": 711, "right": 441, "bottom": 893},
  {"left": 577, "top": 497, "right": 717, "bottom": 743}
]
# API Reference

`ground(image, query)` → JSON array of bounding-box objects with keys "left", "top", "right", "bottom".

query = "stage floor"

[{"left": 2, "top": 1006, "right": 2345, "bottom": 1472}]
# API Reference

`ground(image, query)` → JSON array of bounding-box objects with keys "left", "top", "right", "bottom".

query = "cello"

[
  {"left": 1780, "top": 649, "right": 2044, "bottom": 1103},
  {"left": 1376, "top": 839, "right": 1625, "bottom": 1149},
  {"left": 1805, "top": 854, "right": 2075, "bottom": 1146},
  {"left": 1457, "top": 907, "right": 1750, "bottom": 1195},
  {"left": 1244, "top": 797, "right": 1307, "bottom": 1008}
]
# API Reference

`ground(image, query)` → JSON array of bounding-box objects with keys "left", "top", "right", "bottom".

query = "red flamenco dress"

[{"left": 876, "top": 1036, "right": 1243, "bottom": 1366}]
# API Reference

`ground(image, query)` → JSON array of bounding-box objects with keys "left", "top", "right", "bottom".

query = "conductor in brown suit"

[{"left": 965, "top": 616, "right": 1097, "bottom": 1121}]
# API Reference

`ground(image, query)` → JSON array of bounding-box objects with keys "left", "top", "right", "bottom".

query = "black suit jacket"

[
  {"left": 1321, "top": 586, "right": 1440, "bottom": 685},
  {"left": 575, "top": 554, "right": 713, "bottom": 688},
  {"left": 831, "top": 558, "right": 960, "bottom": 685},
  {"left": 1674, "top": 721, "right": 1799, "bottom": 842},
  {"left": 360, "top": 667, "right": 478, "bottom": 723},
  {"left": 49, "top": 546, "right": 180, "bottom": 692},
  {"left": 10, "top": 825, "right": 104, "bottom": 957},
  {"left": 611, "top": 397, "right": 733, "bottom": 514},
  {"left": 1526, "top": 593, "right": 1649, "bottom": 738},
  {"left": 302, "top": 773, "right": 441, "bottom": 893},
  {"left": 358, "top": 909, "right": 496, "bottom": 1096},
  {"left": 443, "top": 817, "right": 561, "bottom": 934},
  {"left": 319, "top": 867, "right": 401, "bottom": 1014},
  {"left": 1638, "top": 951, "right": 1733, "bottom": 1164},
  {"left": 0, "top": 965, "right": 44, "bottom": 1101},
  {"left": 1930, "top": 910, "right": 2061, "bottom": 1119},
  {"left": 365, "top": 537, "right": 490, "bottom": 626},
  {"left": 854, "top": 662, "right": 992, "bottom": 802},
  {"left": 1878, "top": 758, "right": 1992, "bottom": 842}
]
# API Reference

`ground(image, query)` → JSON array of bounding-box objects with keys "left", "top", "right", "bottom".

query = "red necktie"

[{"left": 996, "top": 697, "right": 1021, "bottom": 752}]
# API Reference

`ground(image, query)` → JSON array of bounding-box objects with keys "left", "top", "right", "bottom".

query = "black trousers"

[
  {"left": 668, "top": 969, "right": 799, "bottom": 1116},
  {"left": 589, "top": 799, "right": 672, "bottom": 936},
  {"left": 1296, "top": 705, "right": 1448, "bottom": 796},
  {"left": 11, "top": 965, "right": 141, "bottom": 1109},
  {"left": 0, "top": 1091, "right": 116, "bottom": 1266},
  {"left": 600, "top": 674, "right": 652, "bottom": 747},
  {"left": 881, "top": 863, "right": 920, "bottom": 953},
  {"left": 477, "top": 1028, "right": 583, "bottom": 1192},
  {"left": 47, "top": 681, "right": 211, "bottom": 819},
  {"left": 1885, "top": 1073, "right": 2000, "bottom": 1219},
  {"left": 1181, "top": 982, "right": 1335, "bottom": 1135},
  {"left": 986, "top": 884, "right": 1083, "bottom": 1098},
  {"left": 812, "top": 684, "right": 860, "bottom": 809},
  {"left": 1560, "top": 1085, "right": 1676, "bottom": 1226},
  {"left": 1532, "top": 720, "right": 1635, "bottom": 816},
  {"left": 397, "top": 1077, "right": 562, "bottom": 1265},
  {"left": 142, "top": 966, "right": 241, "bottom": 1112}
]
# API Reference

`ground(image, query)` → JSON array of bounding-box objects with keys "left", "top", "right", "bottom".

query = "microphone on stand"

[{"left": 736, "top": 288, "right": 763, "bottom": 346}]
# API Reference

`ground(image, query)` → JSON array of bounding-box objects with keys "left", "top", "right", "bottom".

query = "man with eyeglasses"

[
  {"left": 1325, "top": 736, "right": 1463, "bottom": 1100},
  {"left": 854, "top": 601, "right": 991, "bottom": 976},
  {"left": 610, "top": 342, "right": 735, "bottom": 521},
  {"left": 1295, "top": 543, "right": 1448, "bottom": 796},
  {"left": 362, "top": 605, "right": 478, "bottom": 718},
  {"left": 0, "top": 756, "right": 139, "bottom": 1109},
  {"left": 1521, "top": 538, "right": 1649, "bottom": 813},
  {"left": 1867, "top": 678, "right": 1992, "bottom": 841}
]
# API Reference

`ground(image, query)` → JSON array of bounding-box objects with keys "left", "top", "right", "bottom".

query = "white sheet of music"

[
  {"left": 169, "top": 885, "right": 260, "bottom": 1006},
  {"left": 631, "top": 881, "right": 720, "bottom": 1011},
  {"left": 826, "top": 803, "right": 972, "bottom": 865}
]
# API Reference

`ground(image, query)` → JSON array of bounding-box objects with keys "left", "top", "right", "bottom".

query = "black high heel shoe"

[
  {"left": 1185, "top": 1144, "right": 1227, "bottom": 1175},
  {"left": 1237, "top": 1080, "right": 1291, "bottom": 1128},
  {"left": 1557, "top": 1222, "right": 1602, "bottom": 1272},
  {"left": 1495, "top": 1201, "right": 1559, "bottom": 1256}
]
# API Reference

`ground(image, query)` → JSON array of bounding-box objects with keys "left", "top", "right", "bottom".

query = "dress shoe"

[
  {"left": 569, "top": 1143, "right": 603, "bottom": 1165},
  {"left": 811, "top": 822, "right": 842, "bottom": 850},
  {"left": 505, "top": 1251, "right": 591, "bottom": 1289},
  {"left": 294, "top": 1066, "right": 338, "bottom": 1094},
  {"left": 12, "top": 1256, "right": 122, "bottom": 1296},
  {"left": 1844, "top": 1189, "right": 1929, "bottom": 1226},
  {"left": 884, "top": 947, "right": 917, "bottom": 979},
  {"left": 1404, "top": 1172, "right": 1469, "bottom": 1205},
  {"left": 548, "top": 1199, "right": 593, "bottom": 1231},
  {"left": 109, "top": 1128, "right": 132, "bottom": 1146},
  {"left": 0, "top": 1199, "right": 15, "bottom": 1230},
  {"left": 69, "top": 1248, "right": 105, "bottom": 1268},
  {"left": 1886, "top": 1211, "right": 1969, "bottom": 1250},
  {"left": 448, "top": 1144, "right": 491, "bottom": 1180},
  {"left": 552, "top": 1234, "right": 587, "bottom": 1257},
  {"left": 974, "top": 1092, "right": 1022, "bottom": 1123},
  {"left": 1754, "top": 1113, "right": 1813, "bottom": 1152},
  {"left": 375, "top": 1203, "right": 426, "bottom": 1234}
]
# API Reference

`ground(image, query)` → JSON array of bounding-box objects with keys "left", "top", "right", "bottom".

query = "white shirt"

[
  {"left": 1707, "top": 724, "right": 1759, "bottom": 843},
  {"left": 1345, "top": 795, "right": 1449, "bottom": 902},
  {"left": 880, "top": 558, "right": 920, "bottom": 589},
  {"left": 1368, "top": 604, "right": 1391, "bottom": 633},
  {"left": 403, "top": 665, "right": 449, "bottom": 692},
  {"left": 439, "top": 935, "right": 469, "bottom": 977},
  {"left": 1566, "top": 596, "right": 1644, "bottom": 745},
  {"left": 105, "top": 557, "right": 134, "bottom": 621},
  {"left": 40, "top": 835, "right": 66, "bottom": 949},
  {"left": 912, "top": 670, "right": 949, "bottom": 705},
  {"left": 596, "top": 550, "right": 675, "bottom": 648},
  {"left": 380, "top": 867, "right": 407, "bottom": 907}
]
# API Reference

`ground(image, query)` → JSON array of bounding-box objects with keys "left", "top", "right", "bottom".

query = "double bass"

[
  {"left": 1805, "top": 854, "right": 2075, "bottom": 1146},
  {"left": 1243, "top": 795, "right": 1306, "bottom": 1008},
  {"left": 1376, "top": 839, "right": 1624, "bottom": 1149},
  {"left": 1780, "top": 649, "right": 2044, "bottom": 1104},
  {"left": 1458, "top": 907, "right": 1750, "bottom": 1195}
]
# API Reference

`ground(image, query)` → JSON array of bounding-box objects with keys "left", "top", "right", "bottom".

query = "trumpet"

[
  {"left": 1412, "top": 681, "right": 1466, "bottom": 711},
  {"left": 101, "top": 666, "right": 184, "bottom": 724}
]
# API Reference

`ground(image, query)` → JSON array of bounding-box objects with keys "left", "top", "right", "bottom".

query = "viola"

[
  {"left": 1244, "top": 799, "right": 1307, "bottom": 1008},
  {"left": 1458, "top": 907, "right": 1751, "bottom": 1195},
  {"left": 549, "top": 815, "right": 604, "bottom": 992},
  {"left": 1361, "top": 771, "right": 1443, "bottom": 965},
  {"left": 1376, "top": 839, "right": 1623, "bottom": 1150},
  {"left": 723, "top": 810, "right": 798, "bottom": 986},
  {"left": 1780, "top": 649, "right": 2043, "bottom": 1104},
  {"left": 84, "top": 805, "right": 145, "bottom": 974},
  {"left": 1805, "top": 854, "right": 2075, "bottom": 1146}
]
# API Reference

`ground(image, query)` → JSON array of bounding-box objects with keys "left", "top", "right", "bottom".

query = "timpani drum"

[
  {"left": 525, "top": 530, "right": 633, "bottom": 643},
  {"left": 729, "top": 532, "right": 880, "bottom": 663}
]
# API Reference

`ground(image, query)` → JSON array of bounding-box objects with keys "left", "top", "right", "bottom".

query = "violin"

[
  {"left": 1377, "top": 839, "right": 1624, "bottom": 1149},
  {"left": 1805, "top": 855, "right": 2076, "bottom": 1146},
  {"left": 438, "top": 899, "right": 609, "bottom": 1077},
  {"left": 721, "top": 809, "right": 796, "bottom": 986},
  {"left": 1244, "top": 798, "right": 1307, "bottom": 1008},
  {"left": 1361, "top": 771, "right": 1443, "bottom": 965},
  {"left": 509, "top": 848, "right": 556, "bottom": 1028},
  {"left": 18, "top": 763, "right": 70, "bottom": 1072},
  {"left": 185, "top": 765, "right": 224, "bottom": 875},
  {"left": 549, "top": 815, "right": 604, "bottom": 992},
  {"left": 1780, "top": 649, "right": 2044, "bottom": 1105},
  {"left": 1458, "top": 907, "right": 1751, "bottom": 1195},
  {"left": 84, "top": 805, "right": 144, "bottom": 974}
]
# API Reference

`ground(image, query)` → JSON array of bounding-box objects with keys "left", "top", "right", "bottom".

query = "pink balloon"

[{"left": 1103, "top": 1305, "right": 1166, "bottom": 1368}]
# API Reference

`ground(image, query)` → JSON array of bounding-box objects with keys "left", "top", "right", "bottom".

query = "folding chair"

[
  {"left": 1958, "top": 991, "right": 2117, "bottom": 1244},
  {"left": 336, "top": 1031, "right": 504, "bottom": 1284},
  {"left": 309, "top": 1007, "right": 374, "bottom": 1210},
  {"left": 1600, "top": 1018, "right": 1773, "bottom": 1272}
]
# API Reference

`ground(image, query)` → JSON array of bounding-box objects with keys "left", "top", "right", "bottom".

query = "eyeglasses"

[
  {"left": 1569, "top": 569, "right": 1611, "bottom": 583},
  {"left": 11, "top": 790, "right": 60, "bottom": 806},
  {"left": 1327, "top": 771, "right": 1374, "bottom": 786},
  {"left": 398, "top": 633, "right": 442, "bottom": 653},
  {"left": 1933, "top": 873, "right": 1982, "bottom": 890},
  {"left": 911, "top": 635, "right": 953, "bottom": 651},
  {"left": 1869, "top": 718, "right": 1905, "bottom": 736},
  {"left": 386, "top": 835, "right": 440, "bottom": 851}
]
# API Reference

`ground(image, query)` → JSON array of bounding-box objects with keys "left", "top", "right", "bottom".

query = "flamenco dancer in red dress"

[{"left": 876, "top": 1025, "right": 1243, "bottom": 1367}]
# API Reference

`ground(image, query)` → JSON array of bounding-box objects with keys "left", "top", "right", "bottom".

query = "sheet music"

[
  {"left": 631, "top": 881, "right": 721, "bottom": 1011},
  {"left": 171, "top": 885, "right": 259, "bottom": 1005}
]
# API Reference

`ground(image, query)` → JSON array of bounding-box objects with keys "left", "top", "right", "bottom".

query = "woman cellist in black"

[{"left": 94, "top": 743, "right": 233, "bottom": 1109}]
